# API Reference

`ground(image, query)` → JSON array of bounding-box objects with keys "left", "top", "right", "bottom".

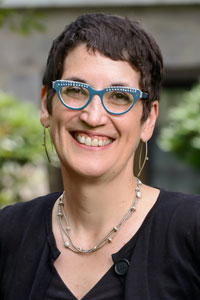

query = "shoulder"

[
  {"left": 154, "top": 189, "right": 200, "bottom": 223},
  {"left": 0, "top": 192, "right": 61, "bottom": 219},
  {"left": 147, "top": 188, "right": 200, "bottom": 226},
  {"left": 159, "top": 188, "right": 200, "bottom": 201},
  {"left": 152, "top": 189, "right": 200, "bottom": 251},
  {"left": 157, "top": 189, "right": 200, "bottom": 214},
  {"left": 0, "top": 192, "right": 61, "bottom": 239}
]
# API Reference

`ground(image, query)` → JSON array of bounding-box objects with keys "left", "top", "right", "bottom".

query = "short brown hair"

[{"left": 43, "top": 13, "right": 163, "bottom": 120}]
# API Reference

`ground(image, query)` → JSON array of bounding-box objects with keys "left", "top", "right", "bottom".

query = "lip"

[
  {"left": 70, "top": 129, "right": 115, "bottom": 140},
  {"left": 71, "top": 130, "right": 114, "bottom": 138}
]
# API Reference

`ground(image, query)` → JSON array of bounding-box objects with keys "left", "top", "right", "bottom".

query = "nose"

[{"left": 79, "top": 94, "right": 109, "bottom": 127}]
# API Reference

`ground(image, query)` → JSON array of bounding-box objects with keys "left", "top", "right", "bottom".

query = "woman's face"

[{"left": 41, "top": 44, "right": 158, "bottom": 180}]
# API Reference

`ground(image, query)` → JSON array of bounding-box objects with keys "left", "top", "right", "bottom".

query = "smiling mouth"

[{"left": 73, "top": 133, "right": 113, "bottom": 147}]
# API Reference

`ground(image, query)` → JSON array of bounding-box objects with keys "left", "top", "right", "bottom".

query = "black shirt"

[
  {"left": 45, "top": 264, "right": 123, "bottom": 300},
  {"left": 44, "top": 228, "right": 136, "bottom": 300},
  {"left": 1, "top": 189, "right": 200, "bottom": 300}
]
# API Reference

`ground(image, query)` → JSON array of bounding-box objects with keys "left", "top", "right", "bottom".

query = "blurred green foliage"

[
  {"left": 0, "top": 92, "right": 43, "bottom": 164},
  {"left": 158, "top": 84, "right": 200, "bottom": 170},
  {"left": 0, "top": 2, "right": 45, "bottom": 35},
  {"left": 0, "top": 3, "right": 46, "bottom": 207},
  {"left": 0, "top": 91, "right": 45, "bottom": 206}
]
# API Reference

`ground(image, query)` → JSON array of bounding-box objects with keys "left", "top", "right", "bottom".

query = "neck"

[{"left": 60, "top": 165, "right": 138, "bottom": 236}]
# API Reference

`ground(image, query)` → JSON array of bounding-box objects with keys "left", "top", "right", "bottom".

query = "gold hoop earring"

[
  {"left": 42, "top": 126, "right": 51, "bottom": 163},
  {"left": 137, "top": 140, "right": 149, "bottom": 177}
]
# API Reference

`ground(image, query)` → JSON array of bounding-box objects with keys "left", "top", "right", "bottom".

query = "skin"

[{"left": 40, "top": 44, "right": 159, "bottom": 299}]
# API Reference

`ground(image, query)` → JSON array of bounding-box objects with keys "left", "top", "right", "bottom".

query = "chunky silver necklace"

[{"left": 57, "top": 178, "right": 142, "bottom": 253}]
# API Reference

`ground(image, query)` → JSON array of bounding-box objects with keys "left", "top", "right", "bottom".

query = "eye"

[
  {"left": 61, "top": 86, "right": 87, "bottom": 96},
  {"left": 110, "top": 91, "right": 132, "bottom": 103}
]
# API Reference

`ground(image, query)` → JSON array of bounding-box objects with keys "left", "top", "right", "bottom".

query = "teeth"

[
  {"left": 80, "top": 136, "right": 85, "bottom": 144},
  {"left": 104, "top": 140, "right": 110, "bottom": 146},
  {"left": 92, "top": 139, "right": 98, "bottom": 147},
  {"left": 85, "top": 137, "right": 91, "bottom": 146},
  {"left": 74, "top": 134, "right": 112, "bottom": 147}
]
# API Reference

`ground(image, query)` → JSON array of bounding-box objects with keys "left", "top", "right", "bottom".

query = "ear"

[
  {"left": 140, "top": 101, "right": 159, "bottom": 142},
  {"left": 40, "top": 86, "right": 50, "bottom": 128}
]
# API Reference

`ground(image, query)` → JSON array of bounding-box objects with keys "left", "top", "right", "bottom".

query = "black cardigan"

[{"left": 1, "top": 190, "right": 200, "bottom": 300}]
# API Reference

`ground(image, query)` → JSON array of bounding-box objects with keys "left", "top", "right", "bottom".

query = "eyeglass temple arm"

[{"left": 141, "top": 92, "right": 148, "bottom": 99}]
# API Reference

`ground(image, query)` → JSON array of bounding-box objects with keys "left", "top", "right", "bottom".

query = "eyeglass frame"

[{"left": 52, "top": 80, "right": 148, "bottom": 115}]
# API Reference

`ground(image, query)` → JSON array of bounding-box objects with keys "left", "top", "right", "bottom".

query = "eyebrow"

[
  {"left": 63, "top": 77, "right": 133, "bottom": 88},
  {"left": 63, "top": 77, "right": 86, "bottom": 83}
]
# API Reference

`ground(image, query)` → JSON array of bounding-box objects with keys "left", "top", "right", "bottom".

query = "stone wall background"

[
  {"left": 1, "top": 5, "right": 200, "bottom": 104},
  {"left": 1, "top": 3, "right": 200, "bottom": 193}
]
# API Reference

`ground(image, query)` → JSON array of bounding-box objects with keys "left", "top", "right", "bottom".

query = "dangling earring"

[
  {"left": 42, "top": 126, "right": 51, "bottom": 163},
  {"left": 137, "top": 140, "right": 149, "bottom": 177}
]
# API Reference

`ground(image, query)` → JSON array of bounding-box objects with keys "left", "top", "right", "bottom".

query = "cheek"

[
  {"left": 50, "top": 99, "right": 69, "bottom": 126},
  {"left": 48, "top": 110, "right": 65, "bottom": 144},
  {"left": 119, "top": 108, "right": 143, "bottom": 137},
  {"left": 119, "top": 118, "right": 143, "bottom": 155},
  {"left": 49, "top": 107, "right": 78, "bottom": 145}
]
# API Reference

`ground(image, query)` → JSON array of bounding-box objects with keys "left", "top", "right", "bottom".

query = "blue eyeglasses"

[{"left": 52, "top": 80, "right": 148, "bottom": 115}]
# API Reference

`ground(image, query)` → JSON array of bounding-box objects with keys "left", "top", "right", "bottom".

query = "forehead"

[{"left": 62, "top": 44, "right": 141, "bottom": 87}]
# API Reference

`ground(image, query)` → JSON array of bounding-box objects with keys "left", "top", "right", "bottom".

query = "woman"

[{"left": 1, "top": 13, "right": 200, "bottom": 300}]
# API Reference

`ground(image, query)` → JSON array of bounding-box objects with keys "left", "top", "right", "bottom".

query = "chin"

[
  {"left": 63, "top": 159, "right": 112, "bottom": 179},
  {"left": 76, "top": 165, "right": 110, "bottom": 179}
]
